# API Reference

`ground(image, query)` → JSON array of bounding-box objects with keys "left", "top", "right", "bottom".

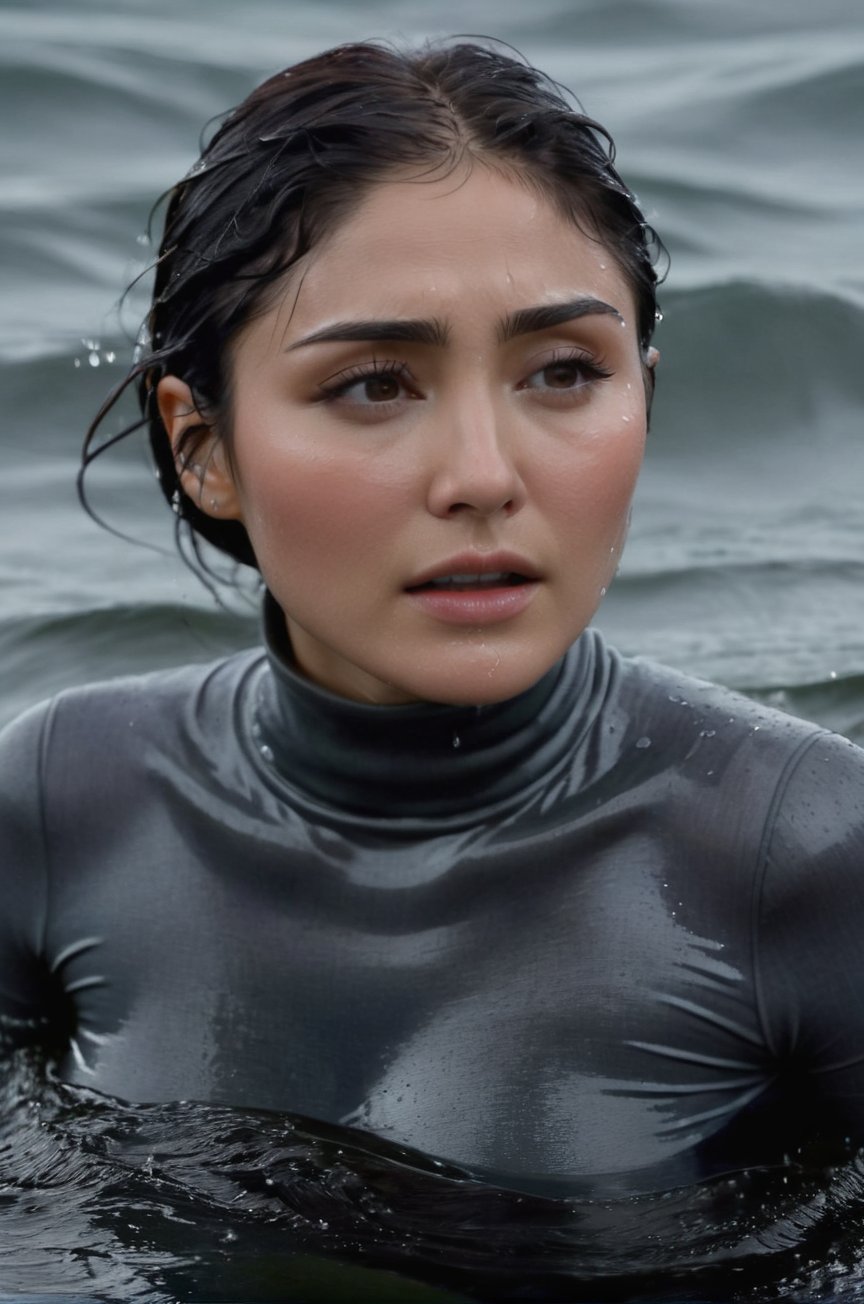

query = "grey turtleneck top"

[{"left": 1, "top": 601, "right": 863, "bottom": 1197}]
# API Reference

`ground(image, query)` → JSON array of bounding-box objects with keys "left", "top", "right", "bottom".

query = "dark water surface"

[
  {"left": 4, "top": 1048, "right": 864, "bottom": 1303},
  {"left": 2, "top": 0, "right": 864, "bottom": 1299}
]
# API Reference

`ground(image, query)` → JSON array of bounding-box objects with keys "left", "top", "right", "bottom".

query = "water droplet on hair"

[
  {"left": 655, "top": 310, "right": 664, "bottom": 322},
  {"left": 259, "top": 744, "right": 274, "bottom": 763},
  {"left": 599, "top": 586, "right": 607, "bottom": 597},
  {"left": 635, "top": 736, "right": 652, "bottom": 749}
]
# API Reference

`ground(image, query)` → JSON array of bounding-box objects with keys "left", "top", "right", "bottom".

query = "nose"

[{"left": 425, "top": 393, "right": 526, "bottom": 520}]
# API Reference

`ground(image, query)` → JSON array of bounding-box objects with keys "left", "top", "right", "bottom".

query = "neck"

[{"left": 253, "top": 592, "right": 610, "bottom": 825}]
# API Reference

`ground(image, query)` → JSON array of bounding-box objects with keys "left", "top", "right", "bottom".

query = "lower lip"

[{"left": 405, "top": 581, "right": 539, "bottom": 625}]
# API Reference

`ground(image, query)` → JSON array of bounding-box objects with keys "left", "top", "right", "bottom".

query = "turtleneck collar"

[{"left": 252, "top": 593, "right": 609, "bottom": 824}]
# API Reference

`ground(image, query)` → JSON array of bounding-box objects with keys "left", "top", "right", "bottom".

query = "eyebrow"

[
  {"left": 287, "top": 317, "right": 449, "bottom": 350},
  {"left": 286, "top": 296, "right": 621, "bottom": 352},
  {"left": 498, "top": 297, "right": 621, "bottom": 341}
]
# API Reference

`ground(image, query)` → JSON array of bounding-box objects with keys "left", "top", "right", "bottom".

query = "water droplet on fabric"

[
  {"left": 635, "top": 736, "right": 651, "bottom": 749},
  {"left": 452, "top": 734, "right": 461, "bottom": 750},
  {"left": 259, "top": 744, "right": 274, "bottom": 763}
]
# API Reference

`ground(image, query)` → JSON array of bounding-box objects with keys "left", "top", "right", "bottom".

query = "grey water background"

[{"left": 1, "top": 0, "right": 864, "bottom": 1300}]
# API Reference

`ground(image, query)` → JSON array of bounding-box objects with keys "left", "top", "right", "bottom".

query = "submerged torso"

[{"left": 2, "top": 605, "right": 863, "bottom": 1197}]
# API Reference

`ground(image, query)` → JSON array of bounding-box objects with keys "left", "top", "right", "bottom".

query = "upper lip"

[{"left": 406, "top": 551, "right": 541, "bottom": 589}]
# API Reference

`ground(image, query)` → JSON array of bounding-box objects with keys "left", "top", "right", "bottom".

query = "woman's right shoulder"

[{"left": 0, "top": 647, "right": 265, "bottom": 788}]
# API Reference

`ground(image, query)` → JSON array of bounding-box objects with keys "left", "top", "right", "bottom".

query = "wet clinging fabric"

[{"left": 1, "top": 597, "right": 863, "bottom": 1196}]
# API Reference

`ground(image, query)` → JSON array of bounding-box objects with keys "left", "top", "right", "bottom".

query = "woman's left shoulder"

[{"left": 614, "top": 647, "right": 859, "bottom": 767}]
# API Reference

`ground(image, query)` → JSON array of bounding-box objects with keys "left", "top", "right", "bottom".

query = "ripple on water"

[{"left": 2, "top": 1050, "right": 864, "bottom": 1302}]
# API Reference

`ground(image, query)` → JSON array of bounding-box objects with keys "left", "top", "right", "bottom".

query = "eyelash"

[
  {"left": 317, "top": 358, "right": 412, "bottom": 404},
  {"left": 520, "top": 348, "right": 614, "bottom": 392},
  {"left": 315, "top": 349, "right": 614, "bottom": 407}
]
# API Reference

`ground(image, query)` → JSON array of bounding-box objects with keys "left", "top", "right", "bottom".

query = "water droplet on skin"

[
  {"left": 622, "top": 414, "right": 631, "bottom": 423},
  {"left": 599, "top": 586, "right": 607, "bottom": 598},
  {"left": 635, "top": 736, "right": 652, "bottom": 749}
]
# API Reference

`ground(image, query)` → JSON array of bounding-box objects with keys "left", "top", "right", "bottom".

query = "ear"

[
  {"left": 156, "top": 375, "right": 242, "bottom": 520},
  {"left": 641, "top": 347, "right": 659, "bottom": 425}
]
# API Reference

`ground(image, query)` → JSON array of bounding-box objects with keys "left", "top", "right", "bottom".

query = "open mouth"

[{"left": 407, "top": 572, "right": 532, "bottom": 592}]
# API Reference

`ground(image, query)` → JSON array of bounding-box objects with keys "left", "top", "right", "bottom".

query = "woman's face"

[{"left": 161, "top": 166, "right": 655, "bottom": 706}]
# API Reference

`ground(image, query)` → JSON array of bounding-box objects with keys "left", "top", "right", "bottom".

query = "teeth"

[{"left": 427, "top": 572, "right": 517, "bottom": 589}]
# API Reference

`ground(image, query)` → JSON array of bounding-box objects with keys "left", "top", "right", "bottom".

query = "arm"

[
  {"left": 0, "top": 702, "right": 57, "bottom": 1053},
  {"left": 757, "top": 729, "right": 864, "bottom": 1140}
]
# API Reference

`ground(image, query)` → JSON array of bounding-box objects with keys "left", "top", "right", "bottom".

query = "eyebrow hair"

[
  {"left": 498, "top": 297, "right": 622, "bottom": 342},
  {"left": 287, "top": 317, "right": 449, "bottom": 350},
  {"left": 286, "top": 296, "right": 621, "bottom": 352}
]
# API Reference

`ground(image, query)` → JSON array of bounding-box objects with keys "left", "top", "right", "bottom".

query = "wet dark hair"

[{"left": 81, "top": 38, "right": 665, "bottom": 578}]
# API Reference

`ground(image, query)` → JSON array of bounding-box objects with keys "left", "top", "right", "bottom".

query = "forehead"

[{"left": 263, "top": 165, "right": 638, "bottom": 339}]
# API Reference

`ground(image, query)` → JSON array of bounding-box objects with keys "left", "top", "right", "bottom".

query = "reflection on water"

[{"left": 1, "top": 1049, "right": 863, "bottom": 1303}]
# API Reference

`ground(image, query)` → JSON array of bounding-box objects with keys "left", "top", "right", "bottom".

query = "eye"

[
  {"left": 318, "top": 360, "right": 420, "bottom": 408},
  {"left": 520, "top": 351, "right": 613, "bottom": 396}
]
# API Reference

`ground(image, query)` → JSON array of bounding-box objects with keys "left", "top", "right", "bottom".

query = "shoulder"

[
  {"left": 592, "top": 639, "right": 863, "bottom": 852},
  {"left": 605, "top": 643, "right": 833, "bottom": 771},
  {"left": 0, "top": 648, "right": 265, "bottom": 793}
]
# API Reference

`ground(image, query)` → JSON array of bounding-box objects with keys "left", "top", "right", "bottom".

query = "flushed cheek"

[
  {"left": 540, "top": 429, "right": 645, "bottom": 541},
  {"left": 237, "top": 460, "right": 407, "bottom": 598}
]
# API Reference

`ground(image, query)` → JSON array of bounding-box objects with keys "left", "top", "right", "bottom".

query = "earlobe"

[{"left": 155, "top": 375, "right": 242, "bottom": 520}]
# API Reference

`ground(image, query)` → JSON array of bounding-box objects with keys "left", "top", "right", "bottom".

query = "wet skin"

[{"left": 159, "top": 166, "right": 656, "bottom": 706}]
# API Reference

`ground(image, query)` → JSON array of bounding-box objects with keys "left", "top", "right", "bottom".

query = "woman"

[{"left": 1, "top": 39, "right": 862, "bottom": 1202}]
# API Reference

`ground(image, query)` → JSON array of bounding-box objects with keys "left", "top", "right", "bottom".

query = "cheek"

[
  {"left": 539, "top": 422, "right": 646, "bottom": 533},
  {"left": 235, "top": 451, "right": 410, "bottom": 580}
]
